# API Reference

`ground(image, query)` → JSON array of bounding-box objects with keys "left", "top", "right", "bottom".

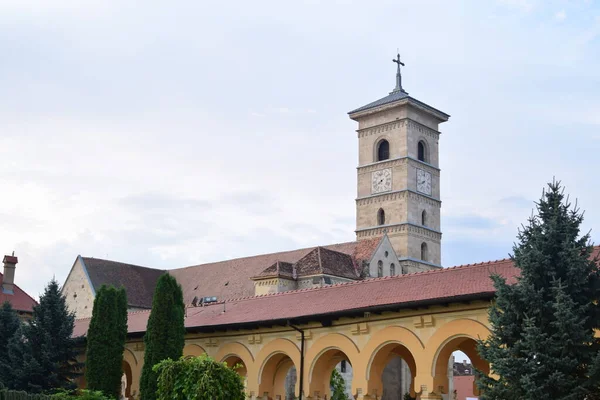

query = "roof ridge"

[
  {"left": 173, "top": 240, "right": 358, "bottom": 271},
  {"left": 82, "top": 256, "right": 165, "bottom": 273},
  {"left": 217, "top": 260, "right": 514, "bottom": 304}
]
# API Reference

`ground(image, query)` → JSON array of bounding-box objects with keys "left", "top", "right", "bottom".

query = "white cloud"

[{"left": 555, "top": 10, "right": 567, "bottom": 21}]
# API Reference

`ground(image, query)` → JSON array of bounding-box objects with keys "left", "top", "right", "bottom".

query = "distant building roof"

[
  {"left": 81, "top": 257, "right": 165, "bottom": 309},
  {"left": 0, "top": 271, "right": 37, "bottom": 313},
  {"left": 73, "top": 257, "right": 519, "bottom": 337}
]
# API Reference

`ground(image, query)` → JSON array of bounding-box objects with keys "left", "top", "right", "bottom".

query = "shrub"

[
  {"left": 153, "top": 355, "right": 245, "bottom": 400},
  {"left": 0, "top": 389, "right": 50, "bottom": 400},
  {"left": 50, "top": 389, "right": 112, "bottom": 400}
]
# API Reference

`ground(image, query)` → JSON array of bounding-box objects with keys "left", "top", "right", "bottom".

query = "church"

[{"left": 66, "top": 56, "right": 520, "bottom": 400}]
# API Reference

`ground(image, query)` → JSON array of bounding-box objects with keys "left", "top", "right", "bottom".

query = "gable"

[
  {"left": 368, "top": 235, "right": 400, "bottom": 277},
  {"left": 62, "top": 257, "right": 96, "bottom": 318}
]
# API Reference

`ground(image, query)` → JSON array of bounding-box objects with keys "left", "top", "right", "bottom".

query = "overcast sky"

[{"left": 1, "top": 0, "right": 599, "bottom": 298}]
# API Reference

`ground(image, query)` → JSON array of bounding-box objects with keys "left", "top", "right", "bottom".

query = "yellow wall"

[{"left": 114, "top": 301, "right": 492, "bottom": 400}]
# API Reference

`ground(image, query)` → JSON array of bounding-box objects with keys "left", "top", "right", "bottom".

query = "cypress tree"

[
  {"left": 0, "top": 302, "right": 21, "bottom": 386},
  {"left": 139, "top": 274, "right": 185, "bottom": 400},
  {"left": 7, "top": 279, "right": 82, "bottom": 393},
  {"left": 85, "top": 285, "right": 128, "bottom": 398},
  {"left": 477, "top": 180, "right": 600, "bottom": 399}
]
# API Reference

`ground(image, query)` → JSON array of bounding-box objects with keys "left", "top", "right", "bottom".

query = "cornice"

[
  {"left": 356, "top": 189, "right": 441, "bottom": 205},
  {"left": 357, "top": 156, "right": 440, "bottom": 172},
  {"left": 356, "top": 118, "right": 441, "bottom": 140},
  {"left": 355, "top": 222, "right": 442, "bottom": 240}
]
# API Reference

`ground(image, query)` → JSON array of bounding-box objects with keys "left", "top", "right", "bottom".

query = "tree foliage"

[
  {"left": 153, "top": 355, "right": 245, "bottom": 400},
  {"left": 0, "top": 302, "right": 21, "bottom": 386},
  {"left": 85, "top": 285, "right": 128, "bottom": 398},
  {"left": 139, "top": 274, "right": 185, "bottom": 400},
  {"left": 5, "top": 279, "right": 81, "bottom": 393},
  {"left": 330, "top": 368, "right": 349, "bottom": 400},
  {"left": 477, "top": 180, "right": 600, "bottom": 399}
]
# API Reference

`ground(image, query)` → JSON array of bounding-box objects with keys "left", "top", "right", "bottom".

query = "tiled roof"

[
  {"left": 169, "top": 238, "right": 381, "bottom": 306},
  {"left": 348, "top": 90, "right": 450, "bottom": 118},
  {"left": 294, "top": 247, "right": 358, "bottom": 279},
  {"left": 82, "top": 257, "right": 165, "bottom": 309},
  {"left": 0, "top": 271, "right": 37, "bottom": 313},
  {"left": 73, "top": 258, "right": 519, "bottom": 337},
  {"left": 253, "top": 261, "right": 295, "bottom": 279}
]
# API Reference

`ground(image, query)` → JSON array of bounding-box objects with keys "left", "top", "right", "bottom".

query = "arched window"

[
  {"left": 377, "top": 208, "right": 385, "bottom": 226},
  {"left": 377, "top": 140, "right": 390, "bottom": 161},
  {"left": 418, "top": 140, "right": 427, "bottom": 162},
  {"left": 422, "top": 210, "right": 427, "bottom": 226},
  {"left": 421, "top": 242, "right": 428, "bottom": 261},
  {"left": 377, "top": 260, "right": 383, "bottom": 277},
  {"left": 390, "top": 263, "right": 396, "bottom": 276}
]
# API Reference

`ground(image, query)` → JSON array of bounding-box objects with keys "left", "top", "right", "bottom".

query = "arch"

[
  {"left": 183, "top": 343, "right": 206, "bottom": 357},
  {"left": 377, "top": 208, "right": 385, "bottom": 226},
  {"left": 215, "top": 342, "right": 254, "bottom": 365},
  {"left": 418, "top": 140, "right": 428, "bottom": 162},
  {"left": 122, "top": 360, "right": 133, "bottom": 399},
  {"left": 360, "top": 326, "right": 424, "bottom": 398},
  {"left": 423, "top": 319, "right": 492, "bottom": 396},
  {"left": 421, "top": 210, "right": 427, "bottom": 226},
  {"left": 390, "top": 263, "right": 396, "bottom": 276},
  {"left": 123, "top": 347, "right": 138, "bottom": 366},
  {"left": 122, "top": 347, "right": 140, "bottom": 399},
  {"left": 377, "top": 260, "right": 383, "bottom": 278},
  {"left": 421, "top": 242, "right": 428, "bottom": 261},
  {"left": 254, "top": 338, "right": 301, "bottom": 398},
  {"left": 305, "top": 333, "right": 360, "bottom": 398},
  {"left": 376, "top": 139, "right": 390, "bottom": 161}
]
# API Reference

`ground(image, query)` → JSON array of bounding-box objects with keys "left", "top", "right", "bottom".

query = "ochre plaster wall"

[{"left": 105, "top": 302, "right": 492, "bottom": 400}]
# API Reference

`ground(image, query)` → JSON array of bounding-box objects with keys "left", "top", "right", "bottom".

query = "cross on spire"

[{"left": 392, "top": 52, "right": 407, "bottom": 93}]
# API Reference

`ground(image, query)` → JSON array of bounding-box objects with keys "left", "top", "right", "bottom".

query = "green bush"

[
  {"left": 153, "top": 354, "right": 245, "bottom": 400},
  {"left": 0, "top": 389, "right": 50, "bottom": 400},
  {"left": 49, "top": 389, "right": 112, "bottom": 400}
]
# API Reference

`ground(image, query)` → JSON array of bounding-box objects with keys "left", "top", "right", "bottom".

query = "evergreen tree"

[
  {"left": 6, "top": 279, "right": 82, "bottom": 393},
  {"left": 85, "top": 285, "right": 128, "bottom": 398},
  {"left": 139, "top": 274, "right": 185, "bottom": 400},
  {"left": 477, "top": 180, "right": 600, "bottom": 399},
  {"left": 0, "top": 302, "right": 21, "bottom": 386}
]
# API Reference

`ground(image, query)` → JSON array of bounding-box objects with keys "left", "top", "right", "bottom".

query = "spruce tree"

[
  {"left": 0, "top": 301, "right": 21, "bottom": 386},
  {"left": 7, "top": 279, "right": 82, "bottom": 393},
  {"left": 477, "top": 180, "right": 600, "bottom": 399},
  {"left": 85, "top": 285, "right": 128, "bottom": 398},
  {"left": 139, "top": 274, "right": 185, "bottom": 400}
]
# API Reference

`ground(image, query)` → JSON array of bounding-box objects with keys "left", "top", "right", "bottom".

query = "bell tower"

[{"left": 348, "top": 54, "right": 450, "bottom": 273}]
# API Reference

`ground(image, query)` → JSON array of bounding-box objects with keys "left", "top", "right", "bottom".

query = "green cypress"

[
  {"left": 85, "top": 285, "right": 128, "bottom": 398},
  {"left": 477, "top": 180, "right": 600, "bottom": 399},
  {"left": 0, "top": 302, "right": 21, "bottom": 386},
  {"left": 139, "top": 274, "right": 185, "bottom": 400}
]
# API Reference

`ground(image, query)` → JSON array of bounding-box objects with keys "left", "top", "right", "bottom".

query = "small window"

[
  {"left": 377, "top": 261, "right": 383, "bottom": 277},
  {"left": 421, "top": 242, "right": 428, "bottom": 261},
  {"left": 377, "top": 208, "right": 385, "bottom": 226},
  {"left": 340, "top": 360, "right": 347, "bottom": 373},
  {"left": 384, "top": 251, "right": 389, "bottom": 258},
  {"left": 377, "top": 140, "right": 390, "bottom": 161},
  {"left": 390, "top": 263, "right": 396, "bottom": 276},
  {"left": 418, "top": 140, "right": 427, "bottom": 162},
  {"left": 422, "top": 210, "right": 427, "bottom": 226}
]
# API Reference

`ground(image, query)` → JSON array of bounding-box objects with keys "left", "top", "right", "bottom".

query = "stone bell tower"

[{"left": 348, "top": 54, "right": 450, "bottom": 273}]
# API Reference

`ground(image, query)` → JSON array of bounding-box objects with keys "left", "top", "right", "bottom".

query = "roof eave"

[{"left": 349, "top": 97, "right": 450, "bottom": 122}]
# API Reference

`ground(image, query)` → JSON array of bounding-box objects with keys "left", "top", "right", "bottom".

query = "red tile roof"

[
  {"left": 73, "top": 258, "right": 519, "bottom": 337},
  {"left": 0, "top": 271, "right": 37, "bottom": 313}
]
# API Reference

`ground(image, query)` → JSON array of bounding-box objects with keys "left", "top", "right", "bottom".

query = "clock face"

[
  {"left": 416, "top": 169, "right": 432, "bottom": 195},
  {"left": 371, "top": 168, "right": 392, "bottom": 194}
]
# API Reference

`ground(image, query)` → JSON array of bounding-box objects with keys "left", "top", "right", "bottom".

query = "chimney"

[{"left": 2, "top": 254, "right": 18, "bottom": 294}]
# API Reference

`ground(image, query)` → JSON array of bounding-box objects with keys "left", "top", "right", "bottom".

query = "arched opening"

[
  {"left": 121, "top": 360, "right": 133, "bottom": 400},
  {"left": 418, "top": 140, "right": 428, "bottom": 162},
  {"left": 367, "top": 342, "right": 418, "bottom": 399},
  {"left": 309, "top": 348, "right": 353, "bottom": 399},
  {"left": 259, "top": 352, "right": 297, "bottom": 400},
  {"left": 183, "top": 344, "right": 206, "bottom": 357},
  {"left": 377, "top": 139, "right": 390, "bottom": 161},
  {"left": 223, "top": 355, "right": 248, "bottom": 390},
  {"left": 421, "top": 242, "right": 428, "bottom": 262},
  {"left": 422, "top": 210, "right": 427, "bottom": 227},
  {"left": 377, "top": 208, "right": 385, "bottom": 226},
  {"left": 390, "top": 263, "right": 396, "bottom": 276},
  {"left": 377, "top": 261, "right": 383, "bottom": 278},
  {"left": 432, "top": 337, "right": 489, "bottom": 399}
]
